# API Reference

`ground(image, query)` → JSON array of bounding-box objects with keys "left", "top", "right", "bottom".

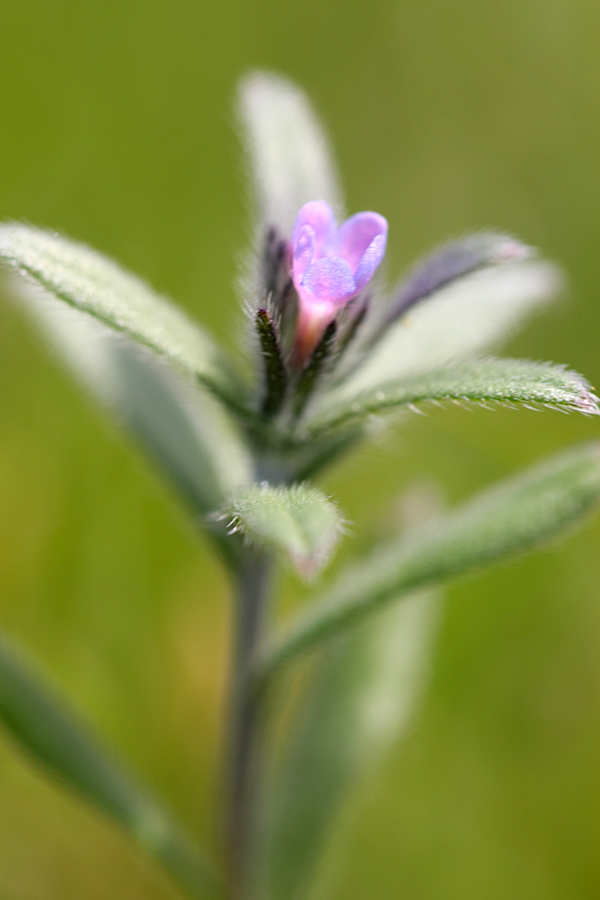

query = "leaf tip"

[{"left": 223, "top": 482, "right": 344, "bottom": 579}]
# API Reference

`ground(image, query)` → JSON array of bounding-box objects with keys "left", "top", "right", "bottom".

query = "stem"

[{"left": 224, "top": 549, "right": 272, "bottom": 898}]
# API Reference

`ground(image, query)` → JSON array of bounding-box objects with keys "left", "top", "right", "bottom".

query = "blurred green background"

[{"left": 0, "top": 0, "right": 599, "bottom": 897}]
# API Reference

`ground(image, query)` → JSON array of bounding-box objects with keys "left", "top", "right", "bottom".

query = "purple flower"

[{"left": 291, "top": 201, "right": 388, "bottom": 363}]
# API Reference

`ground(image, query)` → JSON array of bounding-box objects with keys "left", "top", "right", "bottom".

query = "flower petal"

[
  {"left": 354, "top": 234, "right": 387, "bottom": 292},
  {"left": 302, "top": 257, "right": 355, "bottom": 303},
  {"left": 293, "top": 224, "right": 316, "bottom": 282},
  {"left": 337, "top": 211, "right": 388, "bottom": 273},
  {"left": 293, "top": 201, "right": 337, "bottom": 258}
]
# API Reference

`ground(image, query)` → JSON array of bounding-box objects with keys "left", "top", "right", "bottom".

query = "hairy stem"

[{"left": 224, "top": 550, "right": 272, "bottom": 898}]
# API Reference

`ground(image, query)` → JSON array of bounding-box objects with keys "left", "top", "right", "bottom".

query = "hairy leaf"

[
  {"left": 384, "top": 231, "right": 532, "bottom": 323},
  {"left": 0, "top": 223, "right": 245, "bottom": 410},
  {"left": 258, "top": 442, "right": 600, "bottom": 677},
  {"left": 238, "top": 72, "right": 343, "bottom": 237},
  {"left": 13, "top": 286, "right": 251, "bottom": 547},
  {"left": 344, "top": 259, "right": 562, "bottom": 393},
  {"left": 0, "top": 637, "right": 222, "bottom": 899},
  {"left": 263, "top": 589, "right": 439, "bottom": 900},
  {"left": 224, "top": 483, "right": 343, "bottom": 577},
  {"left": 303, "top": 358, "right": 599, "bottom": 437}
]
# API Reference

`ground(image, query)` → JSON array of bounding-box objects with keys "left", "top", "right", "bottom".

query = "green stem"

[{"left": 224, "top": 550, "right": 272, "bottom": 899}]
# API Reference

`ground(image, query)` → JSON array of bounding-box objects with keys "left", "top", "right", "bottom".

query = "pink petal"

[
  {"left": 301, "top": 256, "right": 356, "bottom": 304},
  {"left": 354, "top": 233, "right": 387, "bottom": 291},
  {"left": 337, "top": 211, "right": 388, "bottom": 273},
  {"left": 292, "top": 201, "right": 337, "bottom": 259},
  {"left": 293, "top": 224, "right": 316, "bottom": 282}
]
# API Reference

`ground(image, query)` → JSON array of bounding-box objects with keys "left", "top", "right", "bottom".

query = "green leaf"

[
  {"left": 262, "top": 588, "right": 439, "bottom": 900},
  {"left": 12, "top": 287, "right": 252, "bottom": 548},
  {"left": 223, "top": 483, "right": 343, "bottom": 578},
  {"left": 258, "top": 442, "right": 600, "bottom": 678},
  {"left": 0, "top": 637, "right": 222, "bottom": 899},
  {"left": 111, "top": 345, "right": 252, "bottom": 515},
  {"left": 383, "top": 231, "right": 533, "bottom": 324},
  {"left": 0, "top": 223, "right": 246, "bottom": 410},
  {"left": 344, "top": 259, "right": 562, "bottom": 394},
  {"left": 303, "top": 358, "right": 599, "bottom": 438},
  {"left": 238, "top": 71, "right": 344, "bottom": 237}
]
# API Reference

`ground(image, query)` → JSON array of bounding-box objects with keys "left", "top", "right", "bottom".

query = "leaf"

[
  {"left": 257, "top": 441, "right": 600, "bottom": 678},
  {"left": 111, "top": 345, "right": 252, "bottom": 516},
  {"left": 0, "top": 223, "right": 246, "bottom": 410},
  {"left": 302, "top": 358, "right": 599, "bottom": 438},
  {"left": 262, "top": 588, "right": 440, "bottom": 900},
  {"left": 0, "top": 636, "right": 222, "bottom": 899},
  {"left": 12, "top": 285, "right": 252, "bottom": 542},
  {"left": 383, "top": 231, "right": 533, "bottom": 323},
  {"left": 238, "top": 71, "right": 344, "bottom": 237},
  {"left": 223, "top": 483, "right": 343, "bottom": 578},
  {"left": 343, "top": 259, "right": 562, "bottom": 394}
]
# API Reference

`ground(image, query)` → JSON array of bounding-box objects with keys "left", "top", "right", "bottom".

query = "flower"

[{"left": 291, "top": 200, "right": 388, "bottom": 364}]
